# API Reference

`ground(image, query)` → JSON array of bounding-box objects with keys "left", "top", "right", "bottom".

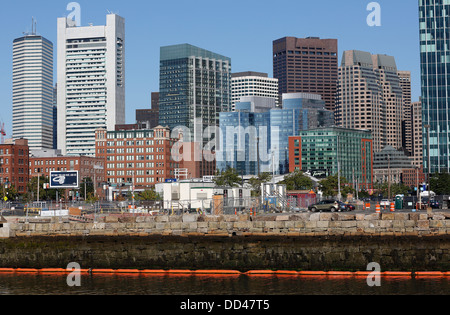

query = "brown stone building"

[{"left": 273, "top": 36, "right": 338, "bottom": 111}]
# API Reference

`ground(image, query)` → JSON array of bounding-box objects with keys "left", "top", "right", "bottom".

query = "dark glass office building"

[
  {"left": 159, "top": 44, "right": 231, "bottom": 142},
  {"left": 419, "top": 0, "right": 450, "bottom": 173}
]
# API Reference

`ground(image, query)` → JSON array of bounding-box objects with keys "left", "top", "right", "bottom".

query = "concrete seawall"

[
  {"left": 0, "top": 213, "right": 449, "bottom": 271},
  {"left": 3, "top": 212, "right": 450, "bottom": 238}
]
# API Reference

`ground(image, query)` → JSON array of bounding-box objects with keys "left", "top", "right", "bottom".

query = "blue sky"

[{"left": 0, "top": 0, "right": 420, "bottom": 137}]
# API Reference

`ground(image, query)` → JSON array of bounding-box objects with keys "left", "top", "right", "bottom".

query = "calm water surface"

[{"left": 0, "top": 273, "right": 448, "bottom": 295}]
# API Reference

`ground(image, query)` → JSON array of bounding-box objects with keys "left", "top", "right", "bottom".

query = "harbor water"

[{"left": 0, "top": 273, "right": 448, "bottom": 295}]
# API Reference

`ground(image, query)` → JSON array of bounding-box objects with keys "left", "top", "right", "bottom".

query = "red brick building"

[
  {"left": 95, "top": 126, "right": 179, "bottom": 188},
  {"left": 0, "top": 139, "right": 29, "bottom": 194},
  {"left": 398, "top": 167, "right": 426, "bottom": 188},
  {"left": 29, "top": 153, "right": 105, "bottom": 185},
  {"left": 173, "top": 141, "right": 216, "bottom": 179}
]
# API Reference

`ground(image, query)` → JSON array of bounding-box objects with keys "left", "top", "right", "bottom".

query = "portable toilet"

[{"left": 395, "top": 195, "right": 403, "bottom": 210}]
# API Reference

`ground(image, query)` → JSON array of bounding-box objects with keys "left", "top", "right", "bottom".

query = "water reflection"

[{"left": 0, "top": 273, "right": 448, "bottom": 295}]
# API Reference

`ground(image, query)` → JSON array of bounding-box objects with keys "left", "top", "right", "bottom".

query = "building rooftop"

[
  {"left": 231, "top": 71, "right": 268, "bottom": 78},
  {"left": 160, "top": 43, "right": 231, "bottom": 62}
]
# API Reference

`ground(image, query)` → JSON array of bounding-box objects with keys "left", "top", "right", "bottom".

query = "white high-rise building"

[
  {"left": 231, "top": 72, "right": 279, "bottom": 110},
  {"left": 12, "top": 33, "right": 54, "bottom": 151},
  {"left": 57, "top": 14, "right": 125, "bottom": 156}
]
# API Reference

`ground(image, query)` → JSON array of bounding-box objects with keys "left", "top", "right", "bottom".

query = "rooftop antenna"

[
  {"left": 26, "top": 17, "right": 37, "bottom": 36},
  {"left": 31, "top": 17, "right": 35, "bottom": 35}
]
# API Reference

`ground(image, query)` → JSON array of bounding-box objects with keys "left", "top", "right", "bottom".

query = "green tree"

[
  {"left": 375, "top": 182, "right": 410, "bottom": 199},
  {"left": 137, "top": 189, "right": 161, "bottom": 201},
  {"left": 24, "top": 176, "right": 65, "bottom": 202},
  {"left": 430, "top": 172, "right": 450, "bottom": 195},
  {"left": 0, "top": 184, "right": 18, "bottom": 202},
  {"left": 214, "top": 167, "right": 242, "bottom": 188},
  {"left": 248, "top": 172, "right": 272, "bottom": 196},
  {"left": 26, "top": 175, "right": 48, "bottom": 201},
  {"left": 80, "top": 177, "right": 94, "bottom": 200},
  {"left": 85, "top": 192, "right": 99, "bottom": 204},
  {"left": 319, "top": 173, "right": 354, "bottom": 198},
  {"left": 279, "top": 170, "right": 314, "bottom": 191}
]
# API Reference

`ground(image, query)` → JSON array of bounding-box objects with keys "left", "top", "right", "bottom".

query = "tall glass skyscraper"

[
  {"left": 419, "top": 0, "right": 450, "bottom": 173},
  {"left": 12, "top": 34, "right": 53, "bottom": 151},
  {"left": 159, "top": 44, "right": 231, "bottom": 143}
]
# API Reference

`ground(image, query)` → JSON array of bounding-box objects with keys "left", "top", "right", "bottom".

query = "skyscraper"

[
  {"left": 12, "top": 30, "right": 53, "bottom": 151},
  {"left": 273, "top": 37, "right": 338, "bottom": 111},
  {"left": 398, "top": 71, "right": 412, "bottom": 156},
  {"left": 419, "top": 0, "right": 450, "bottom": 173},
  {"left": 231, "top": 72, "right": 279, "bottom": 110},
  {"left": 411, "top": 100, "right": 423, "bottom": 168},
  {"left": 159, "top": 44, "right": 231, "bottom": 143},
  {"left": 335, "top": 50, "right": 403, "bottom": 153},
  {"left": 57, "top": 14, "right": 125, "bottom": 156}
]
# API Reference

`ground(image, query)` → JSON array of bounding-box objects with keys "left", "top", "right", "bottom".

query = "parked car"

[
  {"left": 345, "top": 203, "right": 356, "bottom": 211},
  {"left": 430, "top": 200, "right": 440, "bottom": 209},
  {"left": 308, "top": 200, "right": 340, "bottom": 212},
  {"left": 7, "top": 202, "right": 25, "bottom": 210},
  {"left": 417, "top": 198, "right": 440, "bottom": 209},
  {"left": 336, "top": 201, "right": 356, "bottom": 212}
]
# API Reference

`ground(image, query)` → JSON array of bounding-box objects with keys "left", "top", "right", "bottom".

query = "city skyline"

[{"left": 0, "top": 0, "right": 420, "bottom": 139}]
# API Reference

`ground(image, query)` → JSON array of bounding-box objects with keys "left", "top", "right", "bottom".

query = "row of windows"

[{"left": 274, "top": 51, "right": 337, "bottom": 57}]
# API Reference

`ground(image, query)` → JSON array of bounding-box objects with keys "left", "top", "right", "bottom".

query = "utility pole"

[
  {"left": 388, "top": 154, "right": 391, "bottom": 201},
  {"left": 425, "top": 124, "right": 432, "bottom": 213},
  {"left": 257, "top": 137, "right": 260, "bottom": 177},
  {"left": 132, "top": 170, "right": 135, "bottom": 213},
  {"left": 425, "top": 124, "right": 431, "bottom": 195},
  {"left": 337, "top": 135, "right": 341, "bottom": 201},
  {"left": 416, "top": 166, "right": 421, "bottom": 209},
  {"left": 37, "top": 173, "right": 40, "bottom": 203}
]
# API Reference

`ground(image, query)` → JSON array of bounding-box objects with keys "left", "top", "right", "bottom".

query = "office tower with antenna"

[{"left": 12, "top": 18, "right": 54, "bottom": 151}]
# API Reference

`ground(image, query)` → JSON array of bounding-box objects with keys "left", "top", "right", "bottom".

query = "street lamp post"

[
  {"left": 416, "top": 166, "right": 421, "bottom": 210},
  {"left": 37, "top": 173, "right": 40, "bottom": 203},
  {"left": 256, "top": 137, "right": 260, "bottom": 177},
  {"left": 424, "top": 124, "right": 432, "bottom": 213},
  {"left": 337, "top": 135, "right": 341, "bottom": 201},
  {"left": 424, "top": 124, "right": 431, "bottom": 193},
  {"left": 387, "top": 154, "right": 391, "bottom": 201}
]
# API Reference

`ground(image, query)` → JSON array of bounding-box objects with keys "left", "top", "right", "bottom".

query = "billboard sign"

[{"left": 49, "top": 171, "right": 79, "bottom": 189}]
